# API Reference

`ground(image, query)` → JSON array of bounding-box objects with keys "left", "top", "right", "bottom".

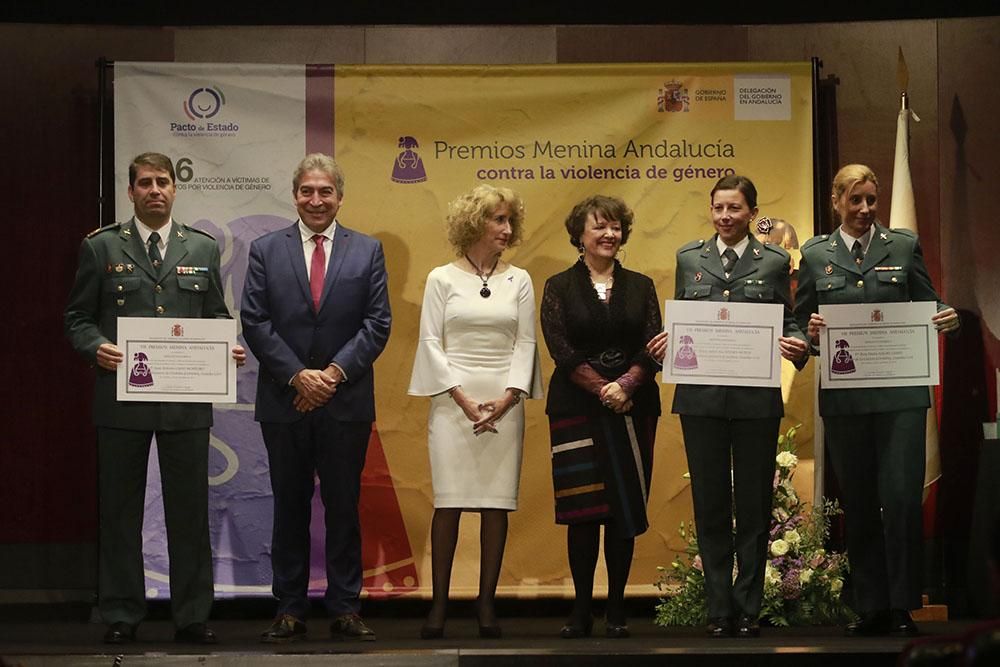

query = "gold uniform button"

[
  {"left": 722, "top": 289, "right": 730, "bottom": 298},
  {"left": 155, "top": 305, "right": 165, "bottom": 314},
  {"left": 891, "top": 277, "right": 898, "bottom": 283},
  {"left": 826, "top": 283, "right": 833, "bottom": 289},
  {"left": 193, "top": 283, "right": 200, "bottom": 291},
  {"left": 856, "top": 280, "right": 864, "bottom": 288},
  {"left": 117, "top": 284, "right": 124, "bottom": 292},
  {"left": 155, "top": 285, "right": 163, "bottom": 293}
]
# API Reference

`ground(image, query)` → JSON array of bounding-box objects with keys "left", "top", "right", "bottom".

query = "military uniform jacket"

[
  {"left": 793, "top": 223, "right": 950, "bottom": 416},
  {"left": 64, "top": 218, "right": 231, "bottom": 430},
  {"left": 671, "top": 234, "right": 806, "bottom": 418}
]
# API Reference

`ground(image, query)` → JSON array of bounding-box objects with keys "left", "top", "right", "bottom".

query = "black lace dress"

[{"left": 540, "top": 259, "right": 662, "bottom": 538}]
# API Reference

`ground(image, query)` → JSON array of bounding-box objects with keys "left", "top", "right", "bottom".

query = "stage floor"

[{"left": 0, "top": 615, "right": 976, "bottom": 666}]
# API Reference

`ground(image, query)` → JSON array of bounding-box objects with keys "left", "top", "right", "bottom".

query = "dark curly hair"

[{"left": 563, "top": 195, "right": 634, "bottom": 249}]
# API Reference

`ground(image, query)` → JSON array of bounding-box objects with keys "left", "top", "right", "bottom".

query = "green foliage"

[{"left": 655, "top": 425, "right": 857, "bottom": 627}]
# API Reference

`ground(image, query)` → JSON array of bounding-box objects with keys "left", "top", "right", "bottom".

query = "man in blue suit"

[{"left": 241, "top": 153, "right": 391, "bottom": 643}]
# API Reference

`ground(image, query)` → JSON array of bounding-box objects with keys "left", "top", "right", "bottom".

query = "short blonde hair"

[
  {"left": 445, "top": 184, "right": 525, "bottom": 254},
  {"left": 831, "top": 164, "right": 878, "bottom": 221}
]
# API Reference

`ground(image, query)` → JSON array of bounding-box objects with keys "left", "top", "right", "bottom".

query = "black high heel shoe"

[
  {"left": 478, "top": 623, "right": 502, "bottom": 639},
  {"left": 559, "top": 615, "right": 593, "bottom": 639},
  {"left": 476, "top": 602, "right": 502, "bottom": 639}
]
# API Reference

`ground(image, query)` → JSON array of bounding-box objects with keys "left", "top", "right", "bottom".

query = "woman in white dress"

[{"left": 408, "top": 184, "right": 542, "bottom": 639}]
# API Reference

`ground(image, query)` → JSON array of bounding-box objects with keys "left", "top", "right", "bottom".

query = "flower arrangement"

[{"left": 655, "top": 425, "right": 856, "bottom": 627}]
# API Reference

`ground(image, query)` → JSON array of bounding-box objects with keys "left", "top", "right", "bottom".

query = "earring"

[{"left": 577, "top": 243, "right": 585, "bottom": 254}]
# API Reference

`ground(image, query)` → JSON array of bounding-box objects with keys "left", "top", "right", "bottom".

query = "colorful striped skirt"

[{"left": 549, "top": 409, "right": 657, "bottom": 538}]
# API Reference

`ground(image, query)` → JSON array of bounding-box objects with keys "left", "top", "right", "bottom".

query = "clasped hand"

[
  {"left": 292, "top": 367, "right": 341, "bottom": 413},
  {"left": 453, "top": 387, "right": 516, "bottom": 436},
  {"left": 599, "top": 381, "right": 632, "bottom": 414}
]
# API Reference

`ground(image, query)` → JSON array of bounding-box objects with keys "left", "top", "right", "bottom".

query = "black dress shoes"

[
  {"left": 889, "top": 609, "right": 920, "bottom": 637},
  {"left": 103, "top": 622, "right": 136, "bottom": 644},
  {"left": 845, "top": 610, "right": 891, "bottom": 636},
  {"left": 605, "top": 623, "right": 630, "bottom": 639},
  {"left": 260, "top": 614, "right": 307, "bottom": 643},
  {"left": 419, "top": 625, "right": 444, "bottom": 640},
  {"left": 706, "top": 616, "right": 734, "bottom": 638},
  {"left": 559, "top": 615, "right": 593, "bottom": 639},
  {"left": 736, "top": 614, "right": 760, "bottom": 638},
  {"left": 174, "top": 622, "right": 218, "bottom": 644},
  {"left": 330, "top": 613, "right": 376, "bottom": 641}
]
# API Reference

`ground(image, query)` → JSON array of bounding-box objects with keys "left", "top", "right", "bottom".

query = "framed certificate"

[
  {"left": 116, "top": 317, "right": 237, "bottom": 403},
  {"left": 817, "top": 302, "right": 939, "bottom": 389},
  {"left": 661, "top": 299, "right": 783, "bottom": 388}
]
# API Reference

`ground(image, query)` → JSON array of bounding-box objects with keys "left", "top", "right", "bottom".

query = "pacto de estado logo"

[{"left": 184, "top": 86, "right": 225, "bottom": 120}]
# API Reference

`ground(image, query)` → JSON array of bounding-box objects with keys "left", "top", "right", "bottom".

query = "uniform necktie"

[
  {"left": 310, "top": 234, "right": 326, "bottom": 310},
  {"left": 722, "top": 247, "right": 738, "bottom": 275},
  {"left": 147, "top": 231, "right": 162, "bottom": 268},
  {"left": 852, "top": 239, "right": 864, "bottom": 266}
]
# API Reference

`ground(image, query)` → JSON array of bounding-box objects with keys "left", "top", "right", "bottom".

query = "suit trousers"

[
  {"left": 680, "top": 415, "right": 780, "bottom": 618},
  {"left": 824, "top": 409, "right": 926, "bottom": 612},
  {"left": 97, "top": 427, "right": 213, "bottom": 628},
  {"left": 261, "top": 412, "right": 371, "bottom": 618}
]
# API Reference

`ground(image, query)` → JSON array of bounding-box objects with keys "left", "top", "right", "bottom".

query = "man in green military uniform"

[{"left": 64, "top": 152, "right": 245, "bottom": 645}]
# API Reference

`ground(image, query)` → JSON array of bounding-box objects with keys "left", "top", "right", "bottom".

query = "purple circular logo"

[{"left": 184, "top": 86, "right": 225, "bottom": 120}]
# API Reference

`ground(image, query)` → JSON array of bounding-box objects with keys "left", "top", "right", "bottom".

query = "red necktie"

[{"left": 310, "top": 234, "right": 326, "bottom": 311}]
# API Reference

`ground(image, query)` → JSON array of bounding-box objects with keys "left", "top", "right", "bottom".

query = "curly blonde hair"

[{"left": 446, "top": 184, "right": 525, "bottom": 254}]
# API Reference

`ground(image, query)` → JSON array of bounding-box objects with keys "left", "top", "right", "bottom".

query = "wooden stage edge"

[{"left": 0, "top": 617, "right": 987, "bottom": 667}]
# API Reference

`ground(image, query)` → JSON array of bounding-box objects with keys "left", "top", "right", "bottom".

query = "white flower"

[
  {"left": 830, "top": 578, "right": 843, "bottom": 593},
  {"left": 770, "top": 539, "right": 789, "bottom": 556},
  {"left": 776, "top": 451, "right": 798, "bottom": 469},
  {"left": 773, "top": 507, "right": 789, "bottom": 522},
  {"left": 783, "top": 529, "right": 801, "bottom": 546},
  {"left": 799, "top": 568, "right": 814, "bottom": 584},
  {"left": 765, "top": 562, "right": 781, "bottom": 585}
]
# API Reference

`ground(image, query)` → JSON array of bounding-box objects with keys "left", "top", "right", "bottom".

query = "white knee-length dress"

[{"left": 408, "top": 263, "right": 542, "bottom": 509}]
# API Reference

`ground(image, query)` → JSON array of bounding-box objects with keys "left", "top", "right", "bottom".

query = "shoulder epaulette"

[
  {"left": 678, "top": 239, "right": 706, "bottom": 253},
  {"left": 179, "top": 224, "right": 217, "bottom": 241},
  {"left": 886, "top": 227, "right": 917, "bottom": 240},
  {"left": 761, "top": 242, "right": 791, "bottom": 259},
  {"left": 801, "top": 234, "right": 829, "bottom": 251},
  {"left": 85, "top": 222, "right": 121, "bottom": 239}
]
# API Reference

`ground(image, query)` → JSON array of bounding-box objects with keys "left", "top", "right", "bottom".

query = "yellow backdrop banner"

[{"left": 331, "top": 62, "right": 816, "bottom": 599}]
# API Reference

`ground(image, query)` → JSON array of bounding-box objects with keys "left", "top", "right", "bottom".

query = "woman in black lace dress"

[{"left": 540, "top": 195, "right": 662, "bottom": 639}]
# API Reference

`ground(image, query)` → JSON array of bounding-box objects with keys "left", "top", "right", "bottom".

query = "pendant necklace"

[
  {"left": 465, "top": 254, "right": 499, "bottom": 298},
  {"left": 585, "top": 258, "right": 614, "bottom": 302}
]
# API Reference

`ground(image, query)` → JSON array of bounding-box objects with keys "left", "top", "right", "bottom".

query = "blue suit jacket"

[{"left": 240, "top": 222, "right": 391, "bottom": 423}]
